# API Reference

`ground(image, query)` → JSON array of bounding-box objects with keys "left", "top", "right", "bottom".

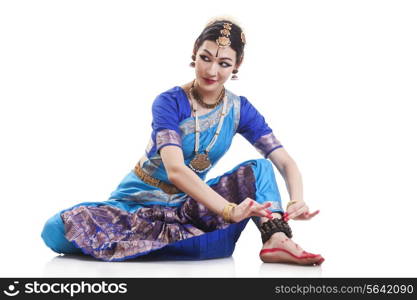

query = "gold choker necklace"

[{"left": 189, "top": 79, "right": 225, "bottom": 109}]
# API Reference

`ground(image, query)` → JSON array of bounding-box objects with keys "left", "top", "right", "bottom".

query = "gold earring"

[
  {"left": 189, "top": 54, "right": 196, "bottom": 67},
  {"left": 231, "top": 69, "right": 239, "bottom": 80}
]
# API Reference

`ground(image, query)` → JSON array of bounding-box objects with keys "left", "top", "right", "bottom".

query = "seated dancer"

[{"left": 41, "top": 18, "right": 324, "bottom": 265}]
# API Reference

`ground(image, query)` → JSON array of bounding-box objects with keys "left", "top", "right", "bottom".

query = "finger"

[
  {"left": 294, "top": 209, "right": 319, "bottom": 220},
  {"left": 255, "top": 203, "right": 273, "bottom": 215},
  {"left": 288, "top": 206, "right": 308, "bottom": 219},
  {"left": 250, "top": 201, "right": 269, "bottom": 213},
  {"left": 242, "top": 197, "right": 254, "bottom": 206},
  {"left": 257, "top": 208, "right": 273, "bottom": 218},
  {"left": 251, "top": 201, "right": 271, "bottom": 210},
  {"left": 292, "top": 212, "right": 309, "bottom": 220},
  {"left": 239, "top": 200, "right": 255, "bottom": 217},
  {"left": 248, "top": 208, "right": 272, "bottom": 219},
  {"left": 286, "top": 201, "right": 304, "bottom": 214},
  {"left": 246, "top": 199, "right": 260, "bottom": 211},
  {"left": 305, "top": 210, "right": 320, "bottom": 219},
  {"left": 247, "top": 201, "right": 273, "bottom": 217},
  {"left": 261, "top": 202, "right": 272, "bottom": 209},
  {"left": 283, "top": 212, "right": 290, "bottom": 222},
  {"left": 251, "top": 205, "right": 273, "bottom": 219}
]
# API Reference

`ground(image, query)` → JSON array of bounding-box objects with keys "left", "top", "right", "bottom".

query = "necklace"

[
  {"left": 189, "top": 79, "right": 225, "bottom": 109},
  {"left": 188, "top": 85, "right": 228, "bottom": 173}
]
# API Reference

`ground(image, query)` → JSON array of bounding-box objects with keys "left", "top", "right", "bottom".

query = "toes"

[
  {"left": 301, "top": 251, "right": 322, "bottom": 259},
  {"left": 308, "top": 255, "right": 325, "bottom": 266},
  {"left": 298, "top": 256, "right": 324, "bottom": 266}
]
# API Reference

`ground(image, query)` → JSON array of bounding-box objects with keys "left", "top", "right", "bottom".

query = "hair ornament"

[
  {"left": 216, "top": 22, "right": 232, "bottom": 47},
  {"left": 241, "top": 31, "right": 246, "bottom": 45}
]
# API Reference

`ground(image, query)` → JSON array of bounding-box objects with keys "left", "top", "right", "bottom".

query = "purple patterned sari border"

[
  {"left": 253, "top": 132, "right": 283, "bottom": 158},
  {"left": 156, "top": 129, "right": 182, "bottom": 151}
]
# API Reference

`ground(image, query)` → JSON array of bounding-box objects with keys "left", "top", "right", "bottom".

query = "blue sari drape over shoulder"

[{"left": 41, "top": 86, "right": 285, "bottom": 261}]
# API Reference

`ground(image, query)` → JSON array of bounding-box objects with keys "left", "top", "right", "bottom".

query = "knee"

[
  {"left": 254, "top": 158, "right": 273, "bottom": 167},
  {"left": 248, "top": 158, "right": 274, "bottom": 173},
  {"left": 41, "top": 213, "right": 80, "bottom": 254}
]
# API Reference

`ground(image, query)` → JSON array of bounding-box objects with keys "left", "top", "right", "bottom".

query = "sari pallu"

[{"left": 41, "top": 87, "right": 284, "bottom": 262}]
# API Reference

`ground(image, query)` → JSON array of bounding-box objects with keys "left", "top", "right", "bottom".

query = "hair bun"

[{"left": 205, "top": 15, "right": 243, "bottom": 29}]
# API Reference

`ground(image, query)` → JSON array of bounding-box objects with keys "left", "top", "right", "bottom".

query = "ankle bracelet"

[{"left": 260, "top": 214, "right": 293, "bottom": 243}]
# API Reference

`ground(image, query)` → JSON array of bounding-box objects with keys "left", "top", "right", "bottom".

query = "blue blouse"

[{"left": 140, "top": 86, "right": 283, "bottom": 183}]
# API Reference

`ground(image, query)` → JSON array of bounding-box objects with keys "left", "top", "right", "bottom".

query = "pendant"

[{"left": 189, "top": 153, "right": 212, "bottom": 173}]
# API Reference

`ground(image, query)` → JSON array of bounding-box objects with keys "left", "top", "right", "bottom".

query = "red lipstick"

[{"left": 203, "top": 78, "right": 217, "bottom": 84}]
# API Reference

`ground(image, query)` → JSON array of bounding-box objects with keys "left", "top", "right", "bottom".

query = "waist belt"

[{"left": 133, "top": 163, "right": 182, "bottom": 194}]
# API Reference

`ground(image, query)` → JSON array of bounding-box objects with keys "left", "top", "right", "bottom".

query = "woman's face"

[{"left": 194, "top": 40, "right": 238, "bottom": 93}]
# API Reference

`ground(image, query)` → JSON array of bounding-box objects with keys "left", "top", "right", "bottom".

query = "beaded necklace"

[{"left": 187, "top": 83, "right": 228, "bottom": 173}]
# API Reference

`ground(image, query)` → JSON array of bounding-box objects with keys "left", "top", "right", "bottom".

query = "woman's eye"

[
  {"left": 200, "top": 55, "right": 231, "bottom": 68},
  {"left": 200, "top": 55, "right": 209, "bottom": 61}
]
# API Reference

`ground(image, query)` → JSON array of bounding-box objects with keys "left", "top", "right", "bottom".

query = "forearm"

[
  {"left": 268, "top": 150, "right": 304, "bottom": 202},
  {"left": 168, "top": 165, "right": 229, "bottom": 215},
  {"left": 281, "top": 163, "right": 304, "bottom": 202}
]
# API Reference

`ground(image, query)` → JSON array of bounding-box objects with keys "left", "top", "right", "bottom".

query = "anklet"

[{"left": 260, "top": 216, "right": 293, "bottom": 243}]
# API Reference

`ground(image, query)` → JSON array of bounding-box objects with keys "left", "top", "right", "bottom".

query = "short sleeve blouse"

[
  {"left": 149, "top": 90, "right": 189, "bottom": 155},
  {"left": 237, "top": 96, "right": 283, "bottom": 158}
]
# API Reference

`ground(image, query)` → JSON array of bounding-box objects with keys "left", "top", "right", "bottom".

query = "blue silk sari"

[{"left": 41, "top": 86, "right": 284, "bottom": 262}]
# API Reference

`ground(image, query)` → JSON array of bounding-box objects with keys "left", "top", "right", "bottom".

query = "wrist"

[
  {"left": 286, "top": 200, "right": 303, "bottom": 210},
  {"left": 222, "top": 202, "right": 237, "bottom": 223}
]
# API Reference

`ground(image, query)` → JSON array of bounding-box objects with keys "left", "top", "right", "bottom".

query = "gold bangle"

[
  {"left": 286, "top": 200, "right": 298, "bottom": 210},
  {"left": 222, "top": 203, "right": 237, "bottom": 223}
]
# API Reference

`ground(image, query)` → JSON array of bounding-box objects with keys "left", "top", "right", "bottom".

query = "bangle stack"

[
  {"left": 222, "top": 203, "right": 237, "bottom": 223},
  {"left": 286, "top": 200, "right": 299, "bottom": 211}
]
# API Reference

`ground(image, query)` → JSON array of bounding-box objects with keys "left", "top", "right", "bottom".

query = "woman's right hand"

[{"left": 230, "top": 198, "right": 273, "bottom": 223}]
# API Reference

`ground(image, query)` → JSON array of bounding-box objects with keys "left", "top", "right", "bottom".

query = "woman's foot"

[{"left": 260, "top": 232, "right": 324, "bottom": 266}]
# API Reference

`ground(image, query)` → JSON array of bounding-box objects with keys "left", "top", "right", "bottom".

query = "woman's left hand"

[{"left": 284, "top": 200, "right": 320, "bottom": 221}]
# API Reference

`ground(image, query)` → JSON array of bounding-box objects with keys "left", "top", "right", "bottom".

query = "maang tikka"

[
  {"left": 215, "top": 21, "right": 246, "bottom": 48},
  {"left": 216, "top": 22, "right": 245, "bottom": 80},
  {"left": 216, "top": 22, "right": 233, "bottom": 49}
]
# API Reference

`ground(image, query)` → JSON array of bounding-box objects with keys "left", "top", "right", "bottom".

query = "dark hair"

[{"left": 192, "top": 19, "right": 245, "bottom": 66}]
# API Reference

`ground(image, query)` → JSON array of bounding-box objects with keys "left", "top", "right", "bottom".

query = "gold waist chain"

[{"left": 133, "top": 163, "right": 182, "bottom": 195}]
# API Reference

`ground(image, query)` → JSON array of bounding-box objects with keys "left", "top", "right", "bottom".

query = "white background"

[{"left": 1, "top": 0, "right": 416, "bottom": 277}]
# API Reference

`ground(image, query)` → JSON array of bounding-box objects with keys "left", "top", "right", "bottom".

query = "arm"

[
  {"left": 160, "top": 145, "right": 229, "bottom": 215},
  {"left": 267, "top": 147, "right": 319, "bottom": 220},
  {"left": 267, "top": 147, "right": 304, "bottom": 202},
  {"left": 160, "top": 145, "right": 272, "bottom": 221},
  {"left": 237, "top": 96, "right": 302, "bottom": 200}
]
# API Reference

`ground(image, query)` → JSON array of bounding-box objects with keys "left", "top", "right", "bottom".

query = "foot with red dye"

[{"left": 260, "top": 232, "right": 324, "bottom": 266}]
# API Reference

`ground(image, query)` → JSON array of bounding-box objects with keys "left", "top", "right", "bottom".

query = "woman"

[{"left": 41, "top": 18, "right": 324, "bottom": 265}]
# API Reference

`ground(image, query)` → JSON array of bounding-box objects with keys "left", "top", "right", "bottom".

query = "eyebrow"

[{"left": 203, "top": 49, "right": 233, "bottom": 61}]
